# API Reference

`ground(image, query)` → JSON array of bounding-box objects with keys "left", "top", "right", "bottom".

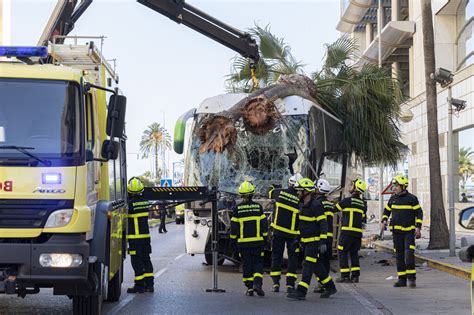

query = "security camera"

[
  {"left": 430, "top": 68, "right": 454, "bottom": 87},
  {"left": 451, "top": 98, "right": 467, "bottom": 111}
]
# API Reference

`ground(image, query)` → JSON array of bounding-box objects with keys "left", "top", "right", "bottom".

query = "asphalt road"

[{"left": 0, "top": 224, "right": 471, "bottom": 314}]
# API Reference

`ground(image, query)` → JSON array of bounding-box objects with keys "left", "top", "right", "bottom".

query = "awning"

[
  {"left": 336, "top": 0, "right": 372, "bottom": 33},
  {"left": 357, "top": 21, "right": 415, "bottom": 66}
]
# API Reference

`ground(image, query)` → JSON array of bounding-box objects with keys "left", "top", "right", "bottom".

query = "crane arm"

[{"left": 137, "top": 0, "right": 260, "bottom": 62}]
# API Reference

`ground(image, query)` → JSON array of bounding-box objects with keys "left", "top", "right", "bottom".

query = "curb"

[{"left": 363, "top": 239, "right": 471, "bottom": 281}]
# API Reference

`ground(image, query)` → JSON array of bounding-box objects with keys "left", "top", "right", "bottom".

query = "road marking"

[
  {"left": 105, "top": 267, "right": 168, "bottom": 315},
  {"left": 340, "top": 284, "right": 387, "bottom": 315},
  {"left": 175, "top": 253, "right": 185, "bottom": 260}
]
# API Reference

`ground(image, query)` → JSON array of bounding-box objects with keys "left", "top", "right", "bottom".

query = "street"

[{"left": 0, "top": 223, "right": 469, "bottom": 315}]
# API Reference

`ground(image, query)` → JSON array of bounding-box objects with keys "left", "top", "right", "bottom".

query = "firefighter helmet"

[
  {"left": 128, "top": 177, "right": 144, "bottom": 194},
  {"left": 295, "top": 178, "right": 315, "bottom": 192},
  {"left": 238, "top": 181, "right": 255, "bottom": 196},
  {"left": 392, "top": 175, "right": 408, "bottom": 187},
  {"left": 353, "top": 178, "right": 367, "bottom": 193},
  {"left": 316, "top": 179, "right": 331, "bottom": 194}
]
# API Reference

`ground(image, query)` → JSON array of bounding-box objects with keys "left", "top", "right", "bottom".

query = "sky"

[{"left": 9, "top": 0, "right": 340, "bottom": 179}]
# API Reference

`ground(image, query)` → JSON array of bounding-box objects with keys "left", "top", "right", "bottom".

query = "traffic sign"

[{"left": 160, "top": 178, "right": 172, "bottom": 187}]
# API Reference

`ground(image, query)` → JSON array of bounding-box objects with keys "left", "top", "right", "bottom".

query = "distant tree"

[
  {"left": 139, "top": 123, "right": 171, "bottom": 180},
  {"left": 459, "top": 147, "right": 474, "bottom": 188}
]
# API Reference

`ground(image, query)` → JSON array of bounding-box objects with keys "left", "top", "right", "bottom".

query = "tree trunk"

[
  {"left": 421, "top": 0, "right": 449, "bottom": 249},
  {"left": 154, "top": 144, "right": 159, "bottom": 181}
]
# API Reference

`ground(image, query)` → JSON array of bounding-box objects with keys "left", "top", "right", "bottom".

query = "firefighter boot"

[
  {"left": 287, "top": 289, "right": 306, "bottom": 300},
  {"left": 286, "top": 285, "right": 296, "bottom": 293},
  {"left": 408, "top": 279, "right": 416, "bottom": 288},
  {"left": 245, "top": 288, "right": 254, "bottom": 296},
  {"left": 272, "top": 284, "right": 280, "bottom": 292},
  {"left": 127, "top": 285, "right": 145, "bottom": 294},
  {"left": 350, "top": 276, "right": 359, "bottom": 283},
  {"left": 320, "top": 282, "right": 337, "bottom": 298},
  {"left": 254, "top": 284, "right": 265, "bottom": 297},
  {"left": 313, "top": 284, "right": 325, "bottom": 293},
  {"left": 393, "top": 279, "right": 407, "bottom": 287},
  {"left": 336, "top": 277, "right": 351, "bottom": 283},
  {"left": 144, "top": 285, "right": 155, "bottom": 293}
]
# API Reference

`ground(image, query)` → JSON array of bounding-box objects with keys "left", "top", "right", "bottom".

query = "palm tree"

[
  {"left": 139, "top": 123, "right": 172, "bottom": 180},
  {"left": 421, "top": 0, "right": 449, "bottom": 249},
  {"left": 226, "top": 24, "right": 303, "bottom": 93},
  {"left": 459, "top": 147, "right": 474, "bottom": 188}
]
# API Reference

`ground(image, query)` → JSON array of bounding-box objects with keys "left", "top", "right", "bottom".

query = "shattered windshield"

[{"left": 186, "top": 115, "right": 309, "bottom": 195}]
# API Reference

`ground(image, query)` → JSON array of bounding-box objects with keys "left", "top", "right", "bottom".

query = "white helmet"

[
  {"left": 316, "top": 179, "right": 331, "bottom": 194},
  {"left": 288, "top": 173, "right": 303, "bottom": 186}
]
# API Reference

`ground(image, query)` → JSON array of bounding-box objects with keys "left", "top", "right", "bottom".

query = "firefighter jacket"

[
  {"left": 382, "top": 191, "right": 423, "bottom": 232},
  {"left": 298, "top": 196, "right": 328, "bottom": 244},
  {"left": 230, "top": 200, "right": 268, "bottom": 248},
  {"left": 268, "top": 187, "right": 301, "bottom": 238},
  {"left": 127, "top": 195, "right": 151, "bottom": 245},
  {"left": 336, "top": 195, "right": 367, "bottom": 238},
  {"left": 316, "top": 195, "right": 336, "bottom": 239}
]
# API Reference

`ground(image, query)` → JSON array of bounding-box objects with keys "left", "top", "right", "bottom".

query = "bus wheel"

[{"left": 205, "top": 253, "right": 225, "bottom": 265}]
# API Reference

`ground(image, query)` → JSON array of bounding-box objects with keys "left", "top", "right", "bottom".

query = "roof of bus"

[
  {"left": 195, "top": 93, "right": 342, "bottom": 124},
  {"left": 0, "top": 62, "right": 82, "bottom": 82}
]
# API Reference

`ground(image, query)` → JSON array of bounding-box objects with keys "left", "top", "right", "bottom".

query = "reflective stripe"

[
  {"left": 261, "top": 252, "right": 265, "bottom": 257},
  {"left": 270, "top": 223, "right": 300, "bottom": 235},
  {"left": 270, "top": 271, "right": 281, "bottom": 276},
  {"left": 327, "top": 232, "right": 334, "bottom": 237},
  {"left": 320, "top": 234, "right": 327, "bottom": 239},
  {"left": 128, "top": 212, "right": 149, "bottom": 218},
  {"left": 127, "top": 234, "right": 151, "bottom": 239},
  {"left": 305, "top": 256, "right": 317, "bottom": 263},
  {"left": 299, "top": 281, "right": 309, "bottom": 289},
  {"left": 134, "top": 217, "right": 139, "bottom": 237},
  {"left": 409, "top": 245, "right": 416, "bottom": 250},
  {"left": 391, "top": 205, "right": 414, "bottom": 210},
  {"left": 231, "top": 217, "right": 239, "bottom": 222},
  {"left": 416, "top": 219, "right": 423, "bottom": 224},
  {"left": 340, "top": 268, "right": 350, "bottom": 273},
  {"left": 243, "top": 277, "right": 254, "bottom": 282},
  {"left": 254, "top": 273, "right": 263, "bottom": 278},
  {"left": 128, "top": 250, "right": 136, "bottom": 255},
  {"left": 238, "top": 236, "right": 264, "bottom": 243},
  {"left": 299, "top": 215, "right": 317, "bottom": 222},
  {"left": 336, "top": 203, "right": 342, "bottom": 211},
  {"left": 230, "top": 234, "right": 237, "bottom": 239},
  {"left": 397, "top": 271, "right": 406, "bottom": 276},
  {"left": 385, "top": 205, "right": 391, "bottom": 211},
  {"left": 382, "top": 215, "right": 389, "bottom": 220},
  {"left": 132, "top": 201, "right": 149, "bottom": 206},
  {"left": 135, "top": 274, "right": 145, "bottom": 281},
  {"left": 393, "top": 225, "right": 415, "bottom": 231},
  {"left": 343, "top": 208, "right": 365, "bottom": 215},
  {"left": 316, "top": 215, "right": 326, "bottom": 221},
  {"left": 262, "top": 232, "right": 268, "bottom": 237},
  {"left": 337, "top": 245, "right": 344, "bottom": 251},
  {"left": 295, "top": 248, "right": 300, "bottom": 253},
  {"left": 301, "top": 236, "right": 320, "bottom": 243},
  {"left": 351, "top": 267, "right": 360, "bottom": 272},
  {"left": 413, "top": 204, "right": 421, "bottom": 210},
  {"left": 341, "top": 226, "right": 363, "bottom": 233},
  {"left": 321, "top": 276, "right": 332, "bottom": 284},
  {"left": 144, "top": 273, "right": 154, "bottom": 278},
  {"left": 325, "top": 211, "right": 334, "bottom": 217},
  {"left": 406, "top": 269, "right": 416, "bottom": 274},
  {"left": 286, "top": 273, "right": 297, "bottom": 278}
]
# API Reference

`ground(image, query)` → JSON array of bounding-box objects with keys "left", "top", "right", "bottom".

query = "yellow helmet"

[
  {"left": 392, "top": 175, "right": 408, "bottom": 187},
  {"left": 238, "top": 181, "right": 255, "bottom": 196},
  {"left": 128, "top": 177, "right": 144, "bottom": 194},
  {"left": 295, "top": 178, "right": 315, "bottom": 192},
  {"left": 353, "top": 178, "right": 367, "bottom": 193}
]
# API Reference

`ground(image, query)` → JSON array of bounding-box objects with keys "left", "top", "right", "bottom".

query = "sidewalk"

[{"left": 363, "top": 222, "right": 472, "bottom": 280}]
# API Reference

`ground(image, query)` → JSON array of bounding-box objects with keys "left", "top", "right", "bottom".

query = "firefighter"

[
  {"left": 127, "top": 177, "right": 154, "bottom": 293},
  {"left": 230, "top": 181, "right": 268, "bottom": 297},
  {"left": 336, "top": 178, "right": 367, "bottom": 283},
  {"left": 268, "top": 173, "right": 302, "bottom": 292},
  {"left": 381, "top": 175, "right": 423, "bottom": 288},
  {"left": 287, "top": 178, "right": 337, "bottom": 301},
  {"left": 313, "top": 178, "right": 337, "bottom": 294}
]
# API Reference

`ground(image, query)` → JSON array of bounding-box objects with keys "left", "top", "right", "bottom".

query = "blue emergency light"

[{"left": 0, "top": 46, "right": 48, "bottom": 58}]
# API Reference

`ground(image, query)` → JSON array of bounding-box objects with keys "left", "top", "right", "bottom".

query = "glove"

[
  {"left": 319, "top": 243, "right": 327, "bottom": 254},
  {"left": 290, "top": 239, "right": 300, "bottom": 252},
  {"left": 415, "top": 227, "right": 421, "bottom": 239}
]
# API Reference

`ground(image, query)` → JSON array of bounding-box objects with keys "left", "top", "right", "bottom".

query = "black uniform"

[
  {"left": 382, "top": 191, "right": 423, "bottom": 281},
  {"left": 127, "top": 195, "right": 154, "bottom": 289},
  {"left": 295, "top": 196, "right": 335, "bottom": 295},
  {"left": 268, "top": 187, "right": 301, "bottom": 288},
  {"left": 230, "top": 200, "right": 268, "bottom": 290},
  {"left": 336, "top": 195, "right": 367, "bottom": 280},
  {"left": 316, "top": 195, "right": 336, "bottom": 275},
  {"left": 158, "top": 206, "right": 167, "bottom": 233}
]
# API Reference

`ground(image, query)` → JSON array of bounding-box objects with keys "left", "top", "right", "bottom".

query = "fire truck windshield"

[{"left": 0, "top": 79, "right": 81, "bottom": 165}]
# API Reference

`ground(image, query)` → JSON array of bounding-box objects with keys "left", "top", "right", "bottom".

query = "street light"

[{"left": 431, "top": 67, "right": 466, "bottom": 256}]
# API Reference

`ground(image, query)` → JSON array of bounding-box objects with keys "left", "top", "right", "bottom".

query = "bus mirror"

[
  {"left": 174, "top": 108, "right": 196, "bottom": 154},
  {"left": 101, "top": 140, "right": 119, "bottom": 160},
  {"left": 459, "top": 207, "right": 474, "bottom": 230},
  {"left": 106, "top": 95, "right": 127, "bottom": 138}
]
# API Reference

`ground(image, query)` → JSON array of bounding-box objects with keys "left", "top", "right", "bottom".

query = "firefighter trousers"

[
  {"left": 319, "top": 237, "right": 333, "bottom": 276},
  {"left": 297, "top": 242, "right": 335, "bottom": 294},
  {"left": 240, "top": 246, "right": 264, "bottom": 289},
  {"left": 393, "top": 231, "right": 416, "bottom": 280},
  {"left": 338, "top": 233, "right": 361, "bottom": 279},
  {"left": 270, "top": 234, "right": 299, "bottom": 287},
  {"left": 129, "top": 243, "right": 154, "bottom": 288}
]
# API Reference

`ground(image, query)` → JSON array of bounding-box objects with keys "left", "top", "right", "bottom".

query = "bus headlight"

[
  {"left": 39, "top": 254, "right": 83, "bottom": 268},
  {"left": 45, "top": 209, "right": 74, "bottom": 228}
]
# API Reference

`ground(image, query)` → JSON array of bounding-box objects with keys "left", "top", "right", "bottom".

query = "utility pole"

[
  {"left": 378, "top": 0, "right": 384, "bottom": 218},
  {"left": 447, "top": 86, "right": 455, "bottom": 256}
]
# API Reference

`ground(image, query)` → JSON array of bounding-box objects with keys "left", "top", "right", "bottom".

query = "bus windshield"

[
  {"left": 0, "top": 79, "right": 81, "bottom": 164},
  {"left": 185, "top": 115, "right": 310, "bottom": 195}
]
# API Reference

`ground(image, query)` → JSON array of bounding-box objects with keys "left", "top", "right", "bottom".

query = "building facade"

[
  {"left": 338, "top": 0, "right": 474, "bottom": 229},
  {"left": 0, "top": 0, "right": 11, "bottom": 46}
]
